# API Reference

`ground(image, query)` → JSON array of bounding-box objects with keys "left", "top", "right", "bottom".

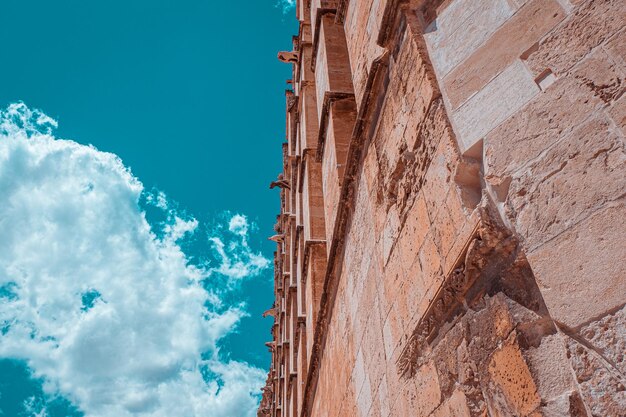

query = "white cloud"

[
  {"left": 276, "top": 0, "right": 296, "bottom": 14},
  {"left": 0, "top": 103, "right": 269, "bottom": 417}
]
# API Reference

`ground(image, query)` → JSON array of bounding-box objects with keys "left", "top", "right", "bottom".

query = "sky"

[{"left": 0, "top": 1, "right": 297, "bottom": 416}]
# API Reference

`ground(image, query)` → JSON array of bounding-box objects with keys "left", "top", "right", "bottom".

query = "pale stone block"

[
  {"left": 527, "top": 203, "right": 626, "bottom": 328},
  {"left": 452, "top": 59, "right": 539, "bottom": 152},
  {"left": 443, "top": 0, "right": 566, "bottom": 109},
  {"left": 424, "top": 0, "right": 516, "bottom": 76}
]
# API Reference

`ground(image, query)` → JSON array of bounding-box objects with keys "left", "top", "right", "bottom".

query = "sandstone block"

[
  {"left": 487, "top": 337, "right": 541, "bottom": 416},
  {"left": 525, "top": 0, "right": 626, "bottom": 76},
  {"left": 484, "top": 74, "right": 604, "bottom": 177},
  {"left": 571, "top": 47, "right": 624, "bottom": 106},
  {"left": 527, "top": 203, "right": 626, "bottom": 328}
]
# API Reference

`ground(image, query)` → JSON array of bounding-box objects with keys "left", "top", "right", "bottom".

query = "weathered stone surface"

[
  {"left": 452, "top": 59, "right": 539, "bottom": 152},
  {"left": 488, "top": 337, "right": 541, "bottom": 416},
  {"left": 525, "top": 0, "right": 626, "bottom": 76},
  {"left": 484, "top": 70, "right": 606, "bottom": 178},
  {"left": 424, "top": 0, "right": 517, "bottom": 76},
  {"left": 609, "top": 94, "right": 626, "bottom": 133},
  {"left": 578, "top": 305, "right": 626, "bottom": 376},
  {"left": 524, "top": 334, "right": 576, "bottom": 402},
  {"left": 565, "top": 335, "right": 626, "bottom": 416},
  {"left": 443, "top": 0, "right": 566, "bottom": 109},
  {"left": 260, "top": 1, "right": 625, "bottom": 416},
  {"left": 527, "top": 203, "right": 626, "bottom": 328},
  {"left": 506, "top": 116, "right": 626, "bottom": 249}
]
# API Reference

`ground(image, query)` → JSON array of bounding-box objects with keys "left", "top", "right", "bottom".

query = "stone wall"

[{"left": 259, "top": 1, "right": 625, "bottom": 416}]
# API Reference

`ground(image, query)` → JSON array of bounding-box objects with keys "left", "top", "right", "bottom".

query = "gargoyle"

[
  {"left": 270, "top": 173, "right": 291, "bottom": 190},
  {"left": 263, "top": 307, "right": 277, "bottom": 318},
  {"left": 277, "top": 51, "right": 299, "bottom": 64},
  {"left": 268, "top": 234, "right": 285, "bottom": 242}
]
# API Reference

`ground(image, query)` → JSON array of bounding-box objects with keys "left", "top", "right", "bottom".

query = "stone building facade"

[{"left": 258, "top": 0, "right": 626, "bottom": 416}]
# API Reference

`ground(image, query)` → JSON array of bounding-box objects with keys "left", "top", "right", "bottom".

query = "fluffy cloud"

[{"left": 0, "top": 103, "right": 268, "bottom": 417}]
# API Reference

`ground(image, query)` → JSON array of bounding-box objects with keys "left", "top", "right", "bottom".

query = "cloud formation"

[
  {"left": 276, "top": 0, "right": 296, "bottom": 14},
  {"left": 0, "top": 103, "right": 268, "bottom": 417}
]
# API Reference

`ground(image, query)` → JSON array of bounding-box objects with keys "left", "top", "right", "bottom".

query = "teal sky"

[{"left": 0, "top": 0, "right": 296, "bottom": 415}]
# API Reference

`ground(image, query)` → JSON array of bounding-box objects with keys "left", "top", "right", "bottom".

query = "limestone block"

[
  {"left": 484, "top": 73, "right": 605, "bottom": 178},
  {"left": 424, "top": 0, "right": 517, "bottom": 77},
  {"left": 362, "top": 301, "right": 386, "bottom": 390},
  {"left": 451, "top": 59, "right": 540, "bottom": 152},
  {"left": 539, "top": 392, "right": 589, "bottom": 417},
  {"left": 421, "top": 132, "right": 458, "bottom": 222},
  {"left": 605, "top": 27, "right": 626, "bottom": 68},
  {"left": 525, "top": 0, "right": 626, "bottom": 76},
  {"left": 431, "top": 205, "right": 456, "bottom": 262},
  {"left": 299, "top": 44, "right": 316, "bottom": 83},
  {"left": 524, "top": 334, "right": 576, "bottom": 401},
  {"left": 571, "top": 47, "right": 624, "bottom": 106},
  {"left": 382, "top": 206, "right": 400, "bottom": 264},
  {"left": 565, "top": 335, "right": 626, "bottom": 416},
  {"left": 417, "top": 231, "right": 443, "bottom": 293},
  {"left": 507, "top": 116, "right": 625, "bottom": 249},
  {"left": 377, "top": 375, "right": 390, "bottom": 417},
  {"left": 392, "top": 361, "right": 441, "bottom": 417},
  {"left": 356, "top": 373, "right": 373, "bottom": 416},
  {"left": 433, "top": 388, "right": 472, "bottom": 417},
  {"left": 527, "top": 203, "right": 626, "bottom": 328},
  {"left": 578, "top": 305, "right": 626, "bottom": 376},
  {"left": 397, "top": 193, "right": 430, "bottom": 270},
  {"left": 444, "top": 0, "right": 566, "bottom": 109}
]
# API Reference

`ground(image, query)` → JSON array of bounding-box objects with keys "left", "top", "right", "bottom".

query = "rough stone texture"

[{"left": 258, "top": 1, "right": 625, "bottom": 416}]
